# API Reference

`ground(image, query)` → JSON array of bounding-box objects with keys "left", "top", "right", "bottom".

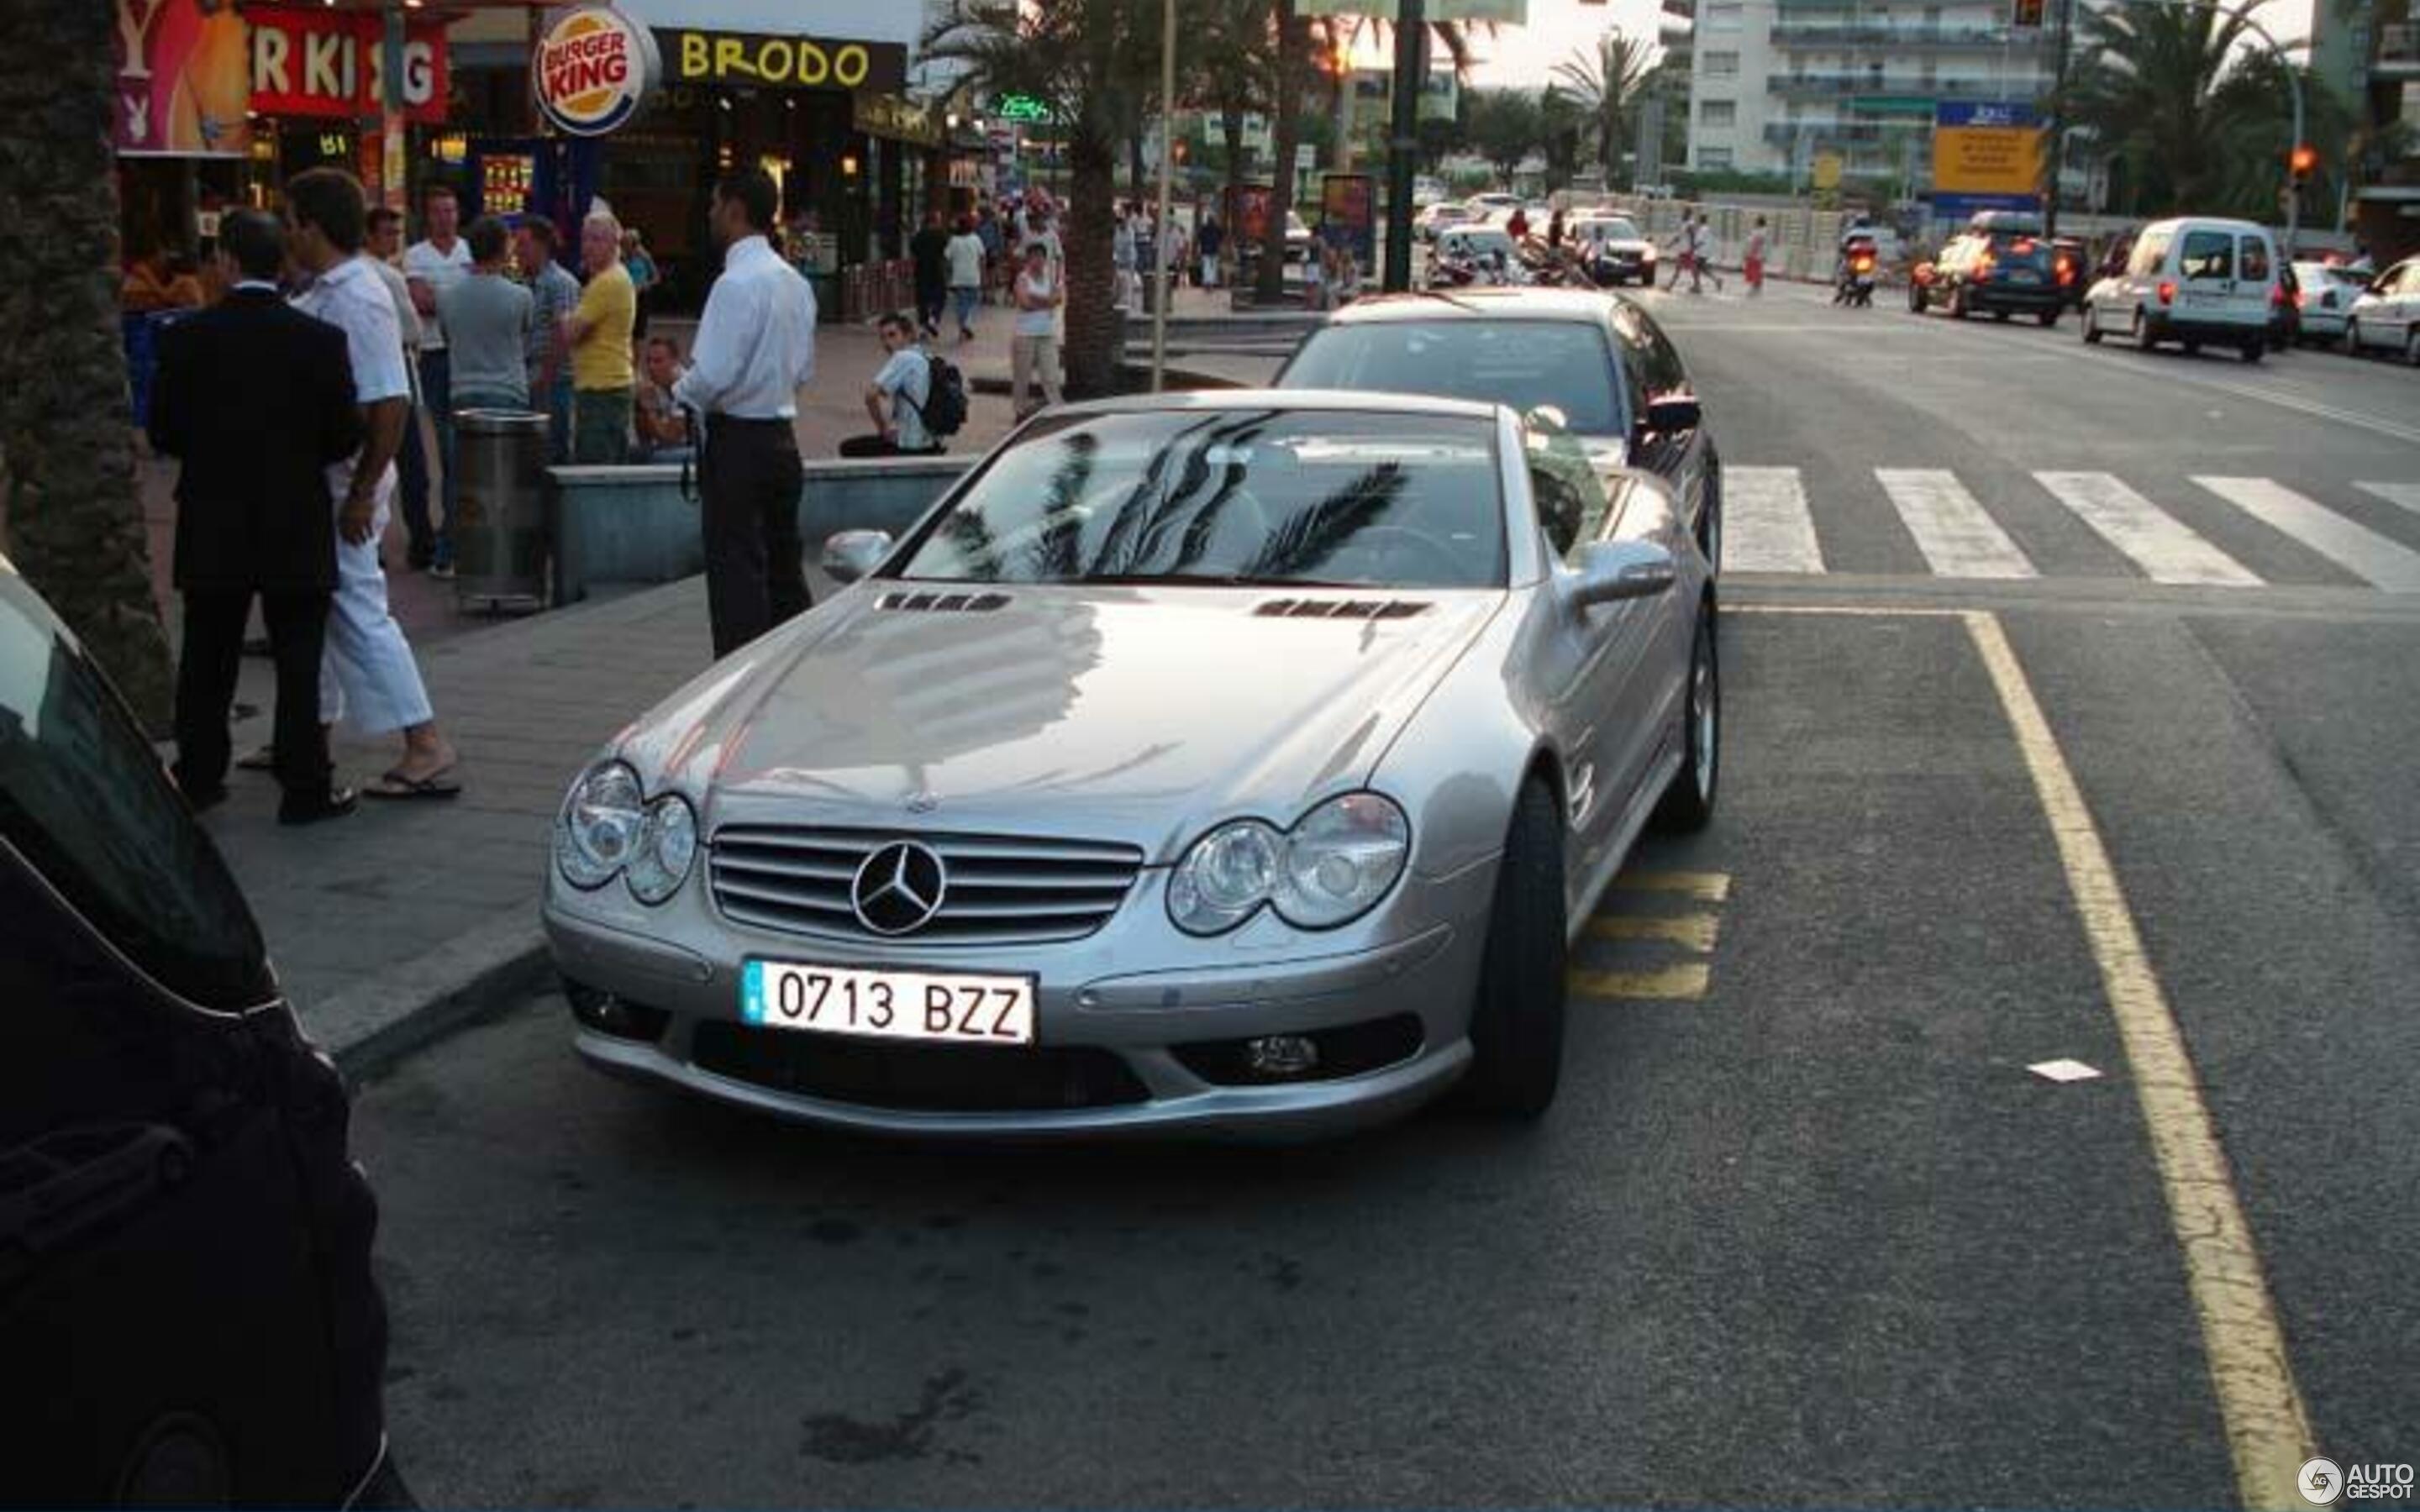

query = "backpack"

[{"left": 905, "top": 352, "right": 968, "bottom": 438}]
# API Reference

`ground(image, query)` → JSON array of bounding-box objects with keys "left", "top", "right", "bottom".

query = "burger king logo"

[{"left": 533, "top": 6, "right": 660, "bottom": 137}]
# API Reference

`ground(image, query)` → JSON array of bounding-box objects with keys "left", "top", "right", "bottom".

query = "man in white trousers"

[{"left": 284, "top": 169, "right": 462, "bottom": 801}]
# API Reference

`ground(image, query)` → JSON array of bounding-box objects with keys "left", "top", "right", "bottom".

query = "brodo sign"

[{"left": 532, "top": 5, "right": 660, "bottom": 137}]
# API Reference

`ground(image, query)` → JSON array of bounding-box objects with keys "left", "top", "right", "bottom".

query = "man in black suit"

[{"left": 148, "top": 207, "right": 363, "bottom": 824}]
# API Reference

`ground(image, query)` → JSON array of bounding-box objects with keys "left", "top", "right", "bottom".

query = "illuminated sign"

[
  {"left": 660, "top": 29, "right": 908, "bottom": 95},
  {"left": 996, "top": 92, "right": 1050, "bottom": 123},
  {"left": 533, "top": 6, "right": 660, "bottom": 137},
  {"left": 1933, "top": 99, "right": 2043, "bottom": 196},
  {"left": 249, "top": 9, "right": 449, "bottom": 124},
  {"left": 114, "top": 0, "right": 251, "bottom": 157}
]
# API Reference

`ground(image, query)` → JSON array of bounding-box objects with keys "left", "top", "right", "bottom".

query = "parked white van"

[{"left": 2079, "top": 217, "right": 2281, "bottom": 362}]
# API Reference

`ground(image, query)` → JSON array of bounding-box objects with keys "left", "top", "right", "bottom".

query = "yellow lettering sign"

[
  {"left": 836, "top": 46, "right": 868, "bottom": 88},
  {"left": 713, "top": 34, "right": 750, "bottom": 80},
  {"left": 681, "top": 31, "right": 707, "bottom": 78}
]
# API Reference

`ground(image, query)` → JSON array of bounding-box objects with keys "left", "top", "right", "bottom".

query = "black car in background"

[
  {"left": 0, "top": 555, "right": 394, "bottom": 1505},
  {"left": 1911, "top": 215, "right": 2066, "bottom": 325},
  {"left": 1273, "top": 287, "right": 1726, "bottom": 570}
]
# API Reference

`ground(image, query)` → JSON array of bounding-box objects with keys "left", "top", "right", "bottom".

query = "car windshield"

[
  {"left": 1282, "top": 318, "right": 1628, "bottom": 436},
  {"left": 893, "top": 409, "right": 1507, "bottom": 591},
  {"left": 1986, "top": 233, "right": 2053, "bottom": 268},
  {"left": 1579, "top": 218, "right": 1642, "bottom": 240}
]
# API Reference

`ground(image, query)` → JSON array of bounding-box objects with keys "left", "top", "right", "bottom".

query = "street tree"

[
  {"left": 1260, "top": 0, "right": 1307, "bottom": 304},
  {"left": 2063, "top": 0, "right": 2296, "bottom": 215},
  {"left": 1467, "top": 88, "right": 1543, "bottom": 186},
  {"left": 0, "top": 0, "right": 175, "bottom": 728},
  {"left": 923, "top": 0, "right": 1165, "bottom": 396},
  {"left": 1551, "top": 29, "right": 1658, "bottom": 181},
  {"left": 1190, "top": 0, "right": 1276, "bottom": 259}
]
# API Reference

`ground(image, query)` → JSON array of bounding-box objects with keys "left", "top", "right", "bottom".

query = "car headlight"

[
  {"left": 1168, "top": 793, "right": 1410, "bottom": 936},
  {"left": 627, "top": 793, "right": 698, "bottom": 905},
  {"left": 555, "top": 762, "right": 644, "bottom": 890}
]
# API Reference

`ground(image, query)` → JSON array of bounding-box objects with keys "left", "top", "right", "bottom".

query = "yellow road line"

[
  {"left": 1965, "top": 610, "right": 2314, "bottom": 1511},
  {"left": 1612, "top": 869, "right": 1732, "bottom": 902},
  {"left": 1590, "top": 912, "right": 1723, "bottom": 953},
  {"left": 1569, "top": 963, "right": 1710, "bottom": 1000}
]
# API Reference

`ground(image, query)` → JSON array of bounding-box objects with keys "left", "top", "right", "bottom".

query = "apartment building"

[
  {"left": 2352, "top": 0, "right": 2419, "bottom": 259},
  {"left": 1685, "top": 0, "right": 2054, "bottom": 180}
]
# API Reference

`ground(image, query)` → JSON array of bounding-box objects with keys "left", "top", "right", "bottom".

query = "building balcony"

[
  {"left": 1762, "top": 119, "right": 1934, "bottom": 145},
  {"left": 2376, "top": 23, "right": 2418, "bottom": 78},
  {"left": 1769, "top": 22, "right": 2032, "bottom": 47},
  {"left": 1766, "top": 72, "right": 2012, "bottom": 95}
]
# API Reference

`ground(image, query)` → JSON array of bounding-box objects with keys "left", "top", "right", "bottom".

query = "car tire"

[
  {"left": 2344, "top": 319, "right": 2361, "bottom": 355},
  {"left": 1653, "top": 603, "right": 1721, "bottom": 835},
  {"left": 1460, "top": 776, "right": 1568, "bottom": 1118},
  {"left": 1994, "top": 308, "right": 2012, "bottom": 323},
  {"left": 2406, "top": 330, "right": 2420, "bottom": 368},
  {"left": 2132, "top": 309, "right": 2155, "bottom": 350},
  {"left": 2037, "top": 309, "right": 2059, "bottom": 328},
  {"left": 2241, "top": 339, "right": 2263, "bottom": 364},
  {"left": 1949, "top": 286, "right": 1970, "bottom": 319},
  {"left": 2081, "top": 306, "right": 2102, "bottom": 344},
  {"left": 1909, "top": 282, "right": 1927, "bottom": 314},
  {"left": 2182, "top": 339, "right": 2201, "bottom": 355},
  {"left": 1698, "top": 461, "right": 1723, "bottom": 575}
]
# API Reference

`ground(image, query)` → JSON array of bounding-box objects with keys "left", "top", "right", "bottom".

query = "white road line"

[
  {"left": 2354, "top": 482, "right": 2420, "bottom": 517},
  {"left": 1722, "top": 466, "right": 1826, "bottom": 573},
  {"left": 2033, "top": 472, "right": 2263, "bottom": 587},
  {"left": 2194, "top": 476, "right": 2420, "bottom": 593},
  {"left": 1876, "top": 468, "right": 2038, "bottom": 580}
]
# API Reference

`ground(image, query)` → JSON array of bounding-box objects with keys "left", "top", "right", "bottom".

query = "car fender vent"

[
  {"left": 1254, "top": 598, "right": 1430, "bottom": 621},
  {"left": 877, "top": 591, "right": 1013, "bottom": 613}
]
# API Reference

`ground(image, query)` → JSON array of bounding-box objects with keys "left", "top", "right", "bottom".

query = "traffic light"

[
  {"left": 2012, "top": 0, "right": 2045, "bottom": 27},
  {"left": 2288, "top": 143, "right": 2317, "bottom": 185}
]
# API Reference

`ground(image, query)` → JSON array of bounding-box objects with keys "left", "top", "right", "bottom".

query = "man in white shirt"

[
  {"left": 287, "top": 169, "right": 462, "bottom": 800},
  {"left": 840, "top": 312, "right": 937, "bottom": 458},
  {"left": 673, "top": 167, "right": 820, "bottom": 658},
  {"left": 401, "top": 184, "right": 471, "bottom": 573},
  {"left": 1011, "top": 239, "right": 1065, "bottom": 419}
]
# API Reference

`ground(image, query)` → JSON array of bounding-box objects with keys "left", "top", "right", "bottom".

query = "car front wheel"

[
  {"left": 2344, "top": 319, "right": 2361, "bottom": 354},
  {"left": 2081, "top": 305, "right": 2102, "bottom": 344},
  {"left": 1460, "top": 776, "right": 1569, "bottom": 1117}
]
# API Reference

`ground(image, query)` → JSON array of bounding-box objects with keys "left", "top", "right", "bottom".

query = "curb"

[{"left": 318, "top": 916, "right": 555, "bottom": 1083}]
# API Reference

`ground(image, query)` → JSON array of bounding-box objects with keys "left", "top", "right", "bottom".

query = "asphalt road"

[{"left": 353, "top": 281, "right": 2420, "bottom": 1507}]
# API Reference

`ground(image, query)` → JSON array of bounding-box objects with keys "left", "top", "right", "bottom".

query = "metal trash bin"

[{"left": 452, "top": 408, "right": 553, "bottom": 613}]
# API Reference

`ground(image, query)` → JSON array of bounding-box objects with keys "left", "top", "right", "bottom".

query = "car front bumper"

[
  {"left": 544, "top": 864, "right": 1498, "bottom": 1142},
  {"left": 1969, "top": 280, "right": 2065, "bottom": 312}
]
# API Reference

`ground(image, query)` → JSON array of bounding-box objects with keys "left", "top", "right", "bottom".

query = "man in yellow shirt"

[{"left": 562, "top": 211, "right": 637, "bottom": 463}]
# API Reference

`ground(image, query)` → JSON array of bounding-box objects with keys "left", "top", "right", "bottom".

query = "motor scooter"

[{"left": 1834, "top": 235, "right": 1879, "bottom": 307}]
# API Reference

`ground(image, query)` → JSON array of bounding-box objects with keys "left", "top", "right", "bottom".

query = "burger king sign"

[{"left": 533, "top": 5, "right": 660, "bottom": 137}]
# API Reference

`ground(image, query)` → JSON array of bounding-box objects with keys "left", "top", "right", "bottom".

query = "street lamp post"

[
  {"left": 1384, "top": 0, "right": 1427, "bottom": 292},
  {"left": 1152, "top": 0, "right": 1176, "bottom": 391}
]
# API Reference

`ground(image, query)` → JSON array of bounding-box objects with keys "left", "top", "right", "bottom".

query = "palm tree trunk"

[
  {"left": 1064, "top": 134, "right": 1122, "bottom": 398},
  {"left": 1260, "top": 0, "right": 1302, "bottom": 304},
  {"left": 0, "top": 0, "right": 175, "bottom": 731},
  {"left": 1222, "top": 107, "right": 1246, "bottom": 261}
]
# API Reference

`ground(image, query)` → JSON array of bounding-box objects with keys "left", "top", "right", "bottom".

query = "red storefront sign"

[{"left": 245, "top": 7, "right": 449, "bottom": 122}]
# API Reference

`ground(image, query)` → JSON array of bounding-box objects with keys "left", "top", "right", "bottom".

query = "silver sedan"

[{"left": 545, "top": 391, "right": 1720, "bottom": 1140}]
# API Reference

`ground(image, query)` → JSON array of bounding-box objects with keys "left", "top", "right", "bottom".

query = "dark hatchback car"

[
  {"left": 0, "top": 557, "right": 393, "bottom": 1504},
  {"left": 1911, "top": 219, "right": 2066, "bottom": 325},
  {"left": 1274, "top": 288, "right": 1725, "bottom": 569}
]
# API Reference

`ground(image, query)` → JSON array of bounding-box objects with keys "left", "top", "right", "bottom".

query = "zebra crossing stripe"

[
  {"left": 2193, "top": 477, "right": 2420, "bottom": 593},
  {"left": 2354, "top": 482, "right": 2420, "bottom": 517},
  {"left": 1722, "top": 466, "right": 1824, "bottom": 573},
  {"left": 1876, "top": 468, "right": 2038, "bottom": 580},
  {"left": 2033, "top": 472, "right": 2262, "bottom": 587}
]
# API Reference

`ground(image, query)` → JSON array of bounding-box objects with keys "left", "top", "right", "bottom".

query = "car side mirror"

[
  {"left": 820, "top": 529, "right": 893, "bottom": 585},
  {"left": 1570, "top": 539, "right": 1677, "bottom": 610},
  {"left": 1642, "top": 396, "right": 1702, "bottom": 435}
]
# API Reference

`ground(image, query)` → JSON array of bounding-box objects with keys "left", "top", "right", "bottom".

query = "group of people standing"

[{"left": 150, "top": 171, "right": 461, "bottom": 824}]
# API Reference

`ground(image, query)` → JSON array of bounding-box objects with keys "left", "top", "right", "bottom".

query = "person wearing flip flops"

[{"left": 283, "top": 168, "right": 464, "bottom": 806}]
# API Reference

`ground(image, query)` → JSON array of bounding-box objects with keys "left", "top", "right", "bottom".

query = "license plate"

[
  {"left": 741, "top": 960, "right": 1035, "bottom": 1046},
  {"left": 2008, "top": 270, "right": 2040, "bottom": 284}
]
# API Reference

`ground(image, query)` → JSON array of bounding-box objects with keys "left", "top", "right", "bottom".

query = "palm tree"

[
  {"left": 923, "top": 0, "right": 1165, "bottom": 397},
  {"left": 1260, "top": 0, "right": 1307, "bottom": 305},
  {"left": 0, "top": 0, "right": 175, "bottom": 728},
  {"left": 2062, "top": 0, "right": 2285, "bottom": 214},
  {"left": 1552, "top": 30, "right": 1659, "bottom": 182},
  {"left": 1190, "top": 0, "right": 1276, "bottom": 260}
]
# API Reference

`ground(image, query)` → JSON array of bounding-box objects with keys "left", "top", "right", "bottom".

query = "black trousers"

[
  {"left": 915, "top": 277, "right": 948, "bottom": 332},
  {"left": 175, "top": 587, "right": 331, "bottom": 798},
  {"left": 701, "top": 417, "right": 809, "bottom": 659}
]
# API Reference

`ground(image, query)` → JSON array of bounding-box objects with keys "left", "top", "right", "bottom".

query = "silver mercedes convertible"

[{"left": 545, "top": 390, "right": 1719, "bottom": 1139}]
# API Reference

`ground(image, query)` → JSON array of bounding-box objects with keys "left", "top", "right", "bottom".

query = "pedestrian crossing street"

[{"left": 1721, "top": 466, "right": 2420, "bottom": 591}]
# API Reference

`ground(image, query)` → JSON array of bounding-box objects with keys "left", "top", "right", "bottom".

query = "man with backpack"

[{"left": 840, "top": 311, "right": 962, "bottom": 457}]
